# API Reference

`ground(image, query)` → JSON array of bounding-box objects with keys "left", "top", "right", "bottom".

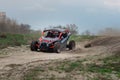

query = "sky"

[{"left": 0, "top": 0, "right": 120, "bottom": 34}]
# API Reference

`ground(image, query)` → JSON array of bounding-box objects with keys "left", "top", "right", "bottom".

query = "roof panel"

[{"left": 43, "top": 28, "right": 66, "bottom": 32}]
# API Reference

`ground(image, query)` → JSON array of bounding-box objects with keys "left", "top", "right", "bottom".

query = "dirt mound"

[
  {"left": 85, "top": 36, "right": 120, "bottom": 53},
  {"left": 90, "top": 37, "right": 120, "bottom": 46}
]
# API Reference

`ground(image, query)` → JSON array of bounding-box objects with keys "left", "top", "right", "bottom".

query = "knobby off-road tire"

[
  {"left": 30, "top": 41, "right": 38, "bottom": 51},
  {"left": 54, "top": 42, "right": 61, "bottom": 53},
  {"left": 68, "top": 40, "right": 76, "bottom": 50}
]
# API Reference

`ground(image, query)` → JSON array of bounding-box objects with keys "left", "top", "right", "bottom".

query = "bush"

[
  {"left": 0, "top": 33, "right": 41, "bottom": 49},
  {"left": 0, "top": 33, "right": 27, "bottom": 48}
]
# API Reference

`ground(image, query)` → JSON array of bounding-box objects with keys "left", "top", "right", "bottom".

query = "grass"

[
  {"left": 0, "top": 33, "right": 41, "bottom": 49},
  {"left": 23, "top": 54, "right": 120, "bottom": 80},
  {"left": 57, "top": 60, "right": 84, "bottom": 72},
  {"left": 0, "top": 34, "right": 26, "bottom": 49},
  {"left": 24, "top": 67, "right": 45, "bottom": 80},
  {"left": 69, "top": 35, "right": 98, "bottom": 42},
  {"left": 23, "top": 33, "right": 41, "bottom": 41}
]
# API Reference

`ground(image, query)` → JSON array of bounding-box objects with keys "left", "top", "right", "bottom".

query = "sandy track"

[
  {"left": 0, "top": 43, "right": 106, "bottom": 69},
  {"left": 0, "top": 42, "right": 108, "bottom": 80},
  {"left": 0, "top": 52, "right": 83, "bottom": 69}
]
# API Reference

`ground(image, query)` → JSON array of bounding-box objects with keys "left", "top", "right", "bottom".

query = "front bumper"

[{"left": 38, "top": 43, "right": 54, "bottom": 51}]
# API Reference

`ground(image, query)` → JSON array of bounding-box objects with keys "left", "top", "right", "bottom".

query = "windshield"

[{"left": 43, "top": 31, "right": 60, "bottom": 38}]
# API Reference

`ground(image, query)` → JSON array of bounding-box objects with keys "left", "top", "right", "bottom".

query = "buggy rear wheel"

[{"left": 68, "top": 40, "right": 75, "bottom": 50}]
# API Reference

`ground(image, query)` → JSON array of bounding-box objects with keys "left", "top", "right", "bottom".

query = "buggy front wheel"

[{"left": 54, "top": 42, "right": 61, "bottom": 53}]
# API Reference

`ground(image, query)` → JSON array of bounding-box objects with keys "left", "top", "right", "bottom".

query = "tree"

[
  {"left": 82, "top": 30, "right": 91, "bottom": 36},
  {"left": 66, "top": 24, "right": 78, "bottom": 34},
  {"left": 0, "top": 15, "right": 31, "bottom": 34}
]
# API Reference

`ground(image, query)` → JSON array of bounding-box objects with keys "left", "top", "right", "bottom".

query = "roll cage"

[{"left": 42, "top": 29, "right": 70, "bottom": 39}]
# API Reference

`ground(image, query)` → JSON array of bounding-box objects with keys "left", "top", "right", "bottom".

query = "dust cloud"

[{"left": 98, "top": 27, "right": 120, "bottom": 36}]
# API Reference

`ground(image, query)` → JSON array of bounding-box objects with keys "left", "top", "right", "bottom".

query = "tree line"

[
  {"left": 0, "top": 15, "right": 79, "bottom": 35},
  {"left": 0, "top": 16, "right": 31, "bottom": 34}
]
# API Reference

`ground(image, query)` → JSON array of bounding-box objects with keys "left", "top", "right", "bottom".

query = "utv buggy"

[{"left": 30, "top": 28, "right": 75, "bottom": 53}]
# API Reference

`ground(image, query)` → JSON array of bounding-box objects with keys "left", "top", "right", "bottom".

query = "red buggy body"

[{"left": 30, "top": 28, "right": 75, "bottom": 53}]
